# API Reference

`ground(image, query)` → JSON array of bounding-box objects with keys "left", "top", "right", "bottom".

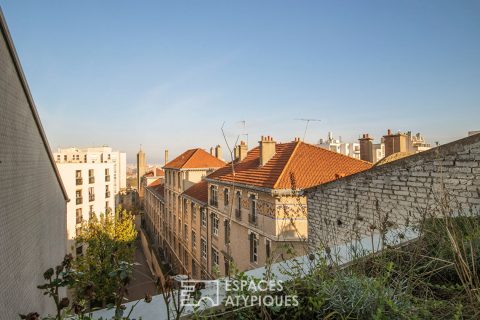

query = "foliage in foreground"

[{"left": 74, "top": 207, "right": 137, "bottom": 307}]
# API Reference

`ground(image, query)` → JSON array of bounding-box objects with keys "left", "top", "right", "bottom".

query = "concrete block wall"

[
  {"left": 307, "top": 134, "right": 480, "bottom": 250},
  {"left": 0, "top": 11, "right": 67, "bottom": 318}
]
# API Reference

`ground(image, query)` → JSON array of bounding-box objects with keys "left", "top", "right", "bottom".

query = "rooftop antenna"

[
  {"left": 295, "top": 118, "right": 322, "bottom": 141},
  {"left": 239, "top": 120, "right": 248, "bottom": 145}
]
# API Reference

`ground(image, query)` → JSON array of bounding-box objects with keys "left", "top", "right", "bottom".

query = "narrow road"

[{"left": 127, "top": 237, "right": 157, "bottom": 301}]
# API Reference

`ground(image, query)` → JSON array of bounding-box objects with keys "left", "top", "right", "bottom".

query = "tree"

[{"left": 74, "top": 207, "right": 137, "bottom": 307}]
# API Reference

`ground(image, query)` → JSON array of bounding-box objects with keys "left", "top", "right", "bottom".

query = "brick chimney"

[
  {"left": 383, "top": 129, "right": 409, "bottom": 157},
  {"left": 259, "top": 136, "right": 276, "bottom": 166},
  {"left": 359, "top": 133, "right": 374, "bottom": 162},
  {"left": 234, "top": 141, "right": 248, "bottom": 162},
  {"left": 164, "top": 149, "right": 169, "bottom": 166},
  {"left": 214, "top": 145, "right": 222, "bottom": 160}
]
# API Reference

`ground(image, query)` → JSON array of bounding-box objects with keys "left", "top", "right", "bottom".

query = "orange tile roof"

[
  {"left": 148, "top": 178, "right": 163, "bottom": 187},
  {"left": 182, "top": 180, "right": 208, "bottom": 204},
  {"left": 145, "top": 168, "right": 165, "bottom": 177},
  {"left": 207, "top": 141, "right": 372, "bottom": 190},
  {"left": 147, "top": 183, "right": 164, "bottom": 199},
  {"left": 164, "top": 148, "right": 225, "bottom": 169}
]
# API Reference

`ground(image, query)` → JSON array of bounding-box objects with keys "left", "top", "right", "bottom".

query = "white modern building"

[
  {"left": 53, "top": 146, "right": 126, "bottom": 255},
  {"left": 318, "top": 132, "right": 361, "bottom": 159}
]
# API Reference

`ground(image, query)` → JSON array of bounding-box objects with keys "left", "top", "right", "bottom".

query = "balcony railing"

[
  {"left": 89, "top": 195, "right": 95, "bottom": 202},
  {"left": 105, "top": 175, "right": 110, "bottom": 182},
  {"left": 105, "top": 191, "right": 110, "bottom": 198},
  {"left": 76, "top": 178, "right": 83, "bottom": 185},
  {"left": 76, "top": 198, "right": 83, "bottom": 205},
  {"left": 235, "top": 209, "right": 242, "bottom": 220},
  {"left": 89, "top": 176, "right": 95, "bottom": 184}
]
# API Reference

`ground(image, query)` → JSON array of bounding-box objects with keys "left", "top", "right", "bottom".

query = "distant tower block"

[{"left": 137, "top": 146, "right": 146, "bottom": 198}]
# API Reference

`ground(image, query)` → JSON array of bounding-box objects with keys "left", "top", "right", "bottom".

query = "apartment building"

[
  {"left": 143, "top": 147, "right": 225, "bottom": 278},
  {"left": 318, "top": 132, "right": 361, "bottom": 159},
  {"left": 204, "top": 136, "right": 372, "bottom": 277},
  {"left": 53, "top": 147, "right": 126, "bottom": 255},
  {"left": 144, "top": 136, "right": 372, "bottom": 280},
  {"left": 0, "top": 10, "right": 68, "bottom": 317}
]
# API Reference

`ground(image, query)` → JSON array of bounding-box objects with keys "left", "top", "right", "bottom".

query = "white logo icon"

[{"left": 180, "top": 280, "right": 221, "bottom": 307}]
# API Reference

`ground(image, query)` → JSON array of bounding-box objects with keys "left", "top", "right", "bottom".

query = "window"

[
  {"left": 76, "top": 208, "right": 82, "bottom": 224},
  {"left": 191, "top": 203, "right": 196, "bottom": 220},
  {"left": 88, "top": 169, "right": 95, "bottom": 183},
  {"left": 212, "top": 214, "right": 219, "bottom": 236},
  {"left": 249, "top": 233, "right": 258, "bottom": 263},
  {"left": 105, "top": 185, "right": 110, "bottom": 198},
  {"left": 183, "top": 199, "right": 188, "bottom": 216},
  {"left": 105, "top": 168, "right": 110, "bottom": 182},
  {"left": 88, "top": 187, "right": 95, "bottom": 202},
  {"left": 178, "top": 172, "right": 181, "bottom": 189},
  {"left": 235, "top": 191, "right": 242, "bottom": 219},
  {"left": 89, "top": 205, "right": 94, "bottom": 219},
  {"left": 192, "top": 260, "right": 196, "bottom": 277},
  {"left": 210, "top": 185, "right": 218, "bottom": 207},
  {"left": 201, "top": 238, "right": 207, "bottom": 260},
  {"left": 105, "top": 201, "right": 109, "bottom": 212},
  {"left": 76, "top": 190, "right": 82, "bottom": 204},
  {"left": 266, "top": 239, "right": 271, "bottom": 259},
  {"left": 200, "top": 208, "right": 207, "bottom": 228},
  {"left": 184, "top": 224, "right": 188, "bottom": 241},
  {"left": 223, "top": 188, "right": 229, "bottom": 207},
  {"left": 192, "top": 231, "right": 196, "bottom": 250},
  {"left": 224, "top": 220, "right": 230, "bottom": 245},
  {"left": 57, "top": 155, "right": 60, "bottom": 161},
  {"left": 249, "top": 194, "right": 257, "bottom": 225},
  {"left": 75, "top": 170, "right": 82, "bottom": 185},
  {"left": 84, "top": 155, "right": 87, "bottom": 162},
  {"left": 212, "top": 248, "right": 219, "bottom": 267},
  {"left": 64, "top": 155, "right": 67, "bottom": 161}
]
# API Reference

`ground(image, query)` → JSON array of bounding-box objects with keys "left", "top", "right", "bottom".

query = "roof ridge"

[
  {"left": 182, "top": 148, "right": 201, "bottom": 168},
  {"left": 273, "top": 141, "right": 300, "bottom": 189}
]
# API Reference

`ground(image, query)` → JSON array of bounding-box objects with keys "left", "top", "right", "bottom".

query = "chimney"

[
  {"left": 358, "top": 133, "right": 374, "bottom": 163},
  {"left": 237, "top": 141, "right": 248, "bottom": 161},
  {"left": 210, "top": 147, "right": 214, "bottom": 156},
  {"left": 214, "top": 145, "right": 222, "bottom": 160},
  {"left": 383, "top": 129, "right": 408, "bottom": 157},
  {"left": 259, "top": 136, "right": 276, "bottom": 166},
  {"left": 164, "top": 149, "right": 169, "bottom": 166}
]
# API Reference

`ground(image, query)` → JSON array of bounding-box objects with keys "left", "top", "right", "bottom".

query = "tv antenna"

[
  {"left": 296, "top": 118, "right": 321, "bottom": 141},
  {"left": 238, "top": 120, "right": 248, "bottom": 145}
]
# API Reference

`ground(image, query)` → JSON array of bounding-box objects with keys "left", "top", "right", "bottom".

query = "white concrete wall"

[{"left": 0, "top": 12, "right": 67, "bottom": 318}]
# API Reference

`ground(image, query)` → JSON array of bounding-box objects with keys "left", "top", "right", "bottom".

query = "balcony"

[
  {"left": 76, "top": 178, "right": 83, "bottom": 185},
  {"left": 76, "top": 197, "right": 83, "bottom": 205},
  {"left": 105, "top": 191, "right": 111, "bottom": 198},
  {"left": 89, "top": 195, "right": 95, "bottom": 202},
  {"left": 105, "top": 175, "right": 110, "bottom": 182},
  {"left": 235, "top": 209, "right": 242, "bottom": 220},
  {"left": 89, "top": 176, "right": 95, "bottom": 184}
]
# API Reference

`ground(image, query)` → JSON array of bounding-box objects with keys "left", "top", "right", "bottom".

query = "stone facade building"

[
  {"left": 0, "top": 10, "right": 68, "bottom": 318},
  {"left": 306, "top": 133, "right": 480, "bottom": 250}
]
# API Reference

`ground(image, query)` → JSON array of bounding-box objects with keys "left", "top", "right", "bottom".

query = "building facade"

[
  {"left": 53, "top": 146, "right": 126, "bottom": 255},
  {"left": 144, "top": 137, "right": 372, "bottom": 280},
  {"left": 0, "top": 10, "right": 68, "bottom": 317}
]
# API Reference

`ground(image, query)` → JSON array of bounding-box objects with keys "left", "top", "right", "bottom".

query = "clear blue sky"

[{"left": 1, "top": 1, "right": 479, "bottom": 163}]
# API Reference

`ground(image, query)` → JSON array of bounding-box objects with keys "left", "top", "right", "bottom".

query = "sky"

[{"left": 1, "top": 1, "right": 479, "bottom": 164}]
